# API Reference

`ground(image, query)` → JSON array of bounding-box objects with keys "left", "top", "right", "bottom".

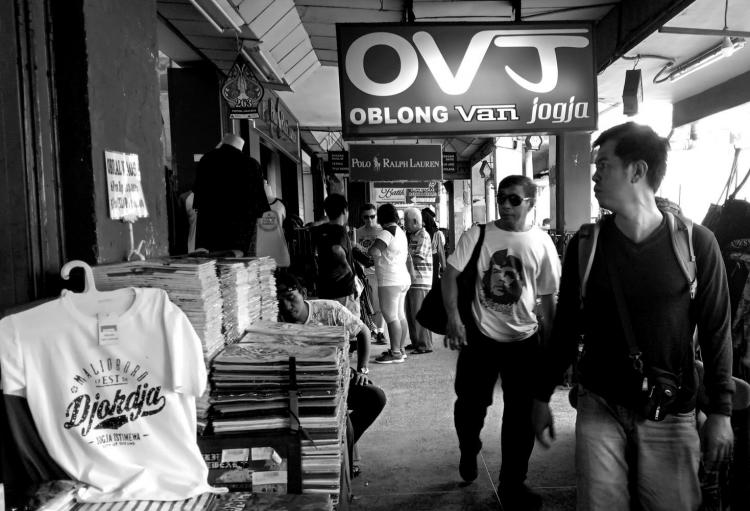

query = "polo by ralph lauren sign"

[
  {"left": 349, "top": 144, "right": 442, "bottom": 182},
  {"left": 337, "top": 22, "right": 597, "bottom": 138}
]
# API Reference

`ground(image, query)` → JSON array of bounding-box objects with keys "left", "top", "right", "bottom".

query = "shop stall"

[{"left": 0, "top": 257, "right": 353, "bottom": 510}]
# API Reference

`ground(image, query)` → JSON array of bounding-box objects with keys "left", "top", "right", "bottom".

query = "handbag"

[
  {"left": 255, "top": 210, "right": 290, "bottom": 267},
  {"left": 416, "top": 224, "right": 485, "bottom": 334}
]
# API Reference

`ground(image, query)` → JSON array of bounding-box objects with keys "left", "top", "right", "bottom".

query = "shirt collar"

[{"left": 303, "top": 300, "right": 313, "bottom": 324}]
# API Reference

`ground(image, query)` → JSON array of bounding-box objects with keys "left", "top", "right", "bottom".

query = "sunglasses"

[
  {"left": 363, "top": 214, "right": 376, "bottom": 219},
  {"left": 497, "top": 194, "right": 531, "bottom": 207}
]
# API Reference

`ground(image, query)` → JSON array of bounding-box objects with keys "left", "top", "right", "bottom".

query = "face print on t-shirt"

[{"left": 480, "top": 249, "right": 525, "bottom": 313}]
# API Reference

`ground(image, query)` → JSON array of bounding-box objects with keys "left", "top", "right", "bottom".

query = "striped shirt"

[{"left": 408, "top": 227, "right": 433, "bottom": 289}]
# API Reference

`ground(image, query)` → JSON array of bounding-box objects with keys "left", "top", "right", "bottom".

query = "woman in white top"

[{"left": 368, "top": 203, "right": 411, "bottom": 364}]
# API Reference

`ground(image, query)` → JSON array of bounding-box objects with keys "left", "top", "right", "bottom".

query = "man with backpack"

[
  {"left": 532, "top": 122, "right": 735, "bottom": 510},
  {"left": 444, "top": 175, "right": 560, "bottom": 509},
  {"left": 312, "top": 193, "right": 359, "bottom": 316}
]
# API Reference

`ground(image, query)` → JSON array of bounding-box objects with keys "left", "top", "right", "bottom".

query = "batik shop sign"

[
  {"left": 337, "top": 22, "right": 597, "bottom": 138},
  {"left": 373, "top": 181, "right": 439, "bottom": 204},
  {"left": 349, "top": 144, "right": 442, "bottom": 181}
]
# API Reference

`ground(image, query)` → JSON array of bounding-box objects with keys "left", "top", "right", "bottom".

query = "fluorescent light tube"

[{"left": 669, "top": 37, "right": 745, "bottom": 82}]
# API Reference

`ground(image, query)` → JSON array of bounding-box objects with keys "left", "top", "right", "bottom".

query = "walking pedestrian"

[
  {"left": 532, "top": 122, "right": 735, "bottom": 511},
  {"left": 444, "top": 175, "right": 560, "bottom": 510}
]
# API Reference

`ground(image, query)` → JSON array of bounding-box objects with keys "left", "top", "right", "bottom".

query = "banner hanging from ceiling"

[
  {"left": 337, "top": 22, "right": 597, "bottom": 138},
  {"left": 349, "top": 144, "right": 442, "bottom": 181},
  {"left": 222, "top": 55, "right": 264, "bottom": 119}
]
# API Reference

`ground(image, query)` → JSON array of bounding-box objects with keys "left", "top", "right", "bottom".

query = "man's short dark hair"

[
  {"left": 497, "top": 175, "right": 537, "bottom": 206},
  {"left": 323, "top": 193, "right": 348, "bottom": 220},
  {"left": 276, "top": 271, "right": 306, "bottom": 297},
  {"left": 360, "top": 203, "right": 376, "bottom": 215},
  {"left": 593, "top": 122, "right": 670, "bottom": 191},
  {"left": 377, "top": 203, "right": 399, "bottom": 225}
]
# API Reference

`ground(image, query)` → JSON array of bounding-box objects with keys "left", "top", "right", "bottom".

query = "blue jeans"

[{"left": 575, "top": 386, "right": 701, "bottom": 511}]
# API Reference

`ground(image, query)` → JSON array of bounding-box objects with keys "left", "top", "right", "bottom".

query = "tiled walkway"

[{"left": 349, "top": 337, "right": 577, "bottom": 510}]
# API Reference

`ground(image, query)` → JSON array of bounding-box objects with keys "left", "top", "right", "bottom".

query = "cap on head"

[{"left": 276, "top": 272, "right": 304, "bottom": 298}]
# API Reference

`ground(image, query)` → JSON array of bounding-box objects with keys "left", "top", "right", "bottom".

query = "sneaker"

[
  {"left": 411, "top": 348, "right": 433, "bottom": 355},
  {"left": 498, "top": 483, "right": 542, "bottom": 511},
  {"left": 458, "top": 452, "right": 478, "bottom": 483},
  {"left": 374, "top": 350, "right": 405, "bottom": 364},
  {"left": 373, "top": 332, "right": 387, "bottom": 345},
  {"left": 382, "top": 349, "right": 407, "bottom": 359}
]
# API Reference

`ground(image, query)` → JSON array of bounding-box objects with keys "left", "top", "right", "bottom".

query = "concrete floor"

[{"left": 349, "top": 337, "right": 577, "bottom": 511}]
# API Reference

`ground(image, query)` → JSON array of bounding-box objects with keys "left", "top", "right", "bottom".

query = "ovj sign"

[{"left": 336, "top": 22, "right": 597, "bottom": 138}]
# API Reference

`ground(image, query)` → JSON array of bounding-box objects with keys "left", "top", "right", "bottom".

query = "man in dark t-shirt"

[
  {"left": 313, "top": 193, "right": 359, "bottom": 316},
  {"left": 532, "top": 122, "right": 734, "bottom": 510}
]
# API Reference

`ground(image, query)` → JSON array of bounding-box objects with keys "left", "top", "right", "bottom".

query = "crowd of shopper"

[{"left": 263, "top": 121, "right": 745, "bottom": 511}]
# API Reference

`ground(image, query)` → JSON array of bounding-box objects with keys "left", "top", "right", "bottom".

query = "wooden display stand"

[
  {"left": 199, "top": 357, "right": 304, "bottom": 494},
  {"left": 197, "top": 429, "right": 303, "bottom": 494},
  {"left": 200, "top": 357, "right": 352, "bottom": 508}
]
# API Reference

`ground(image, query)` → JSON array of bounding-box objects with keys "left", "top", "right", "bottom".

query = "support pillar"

[
  {"left": 53, "top": 0, "right": 167, "bottom": 263},
  {"left": 554, "top": 132, "right": 593, "bottom": 233}
]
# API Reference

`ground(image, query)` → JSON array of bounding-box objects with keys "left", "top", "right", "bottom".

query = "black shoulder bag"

[{"left": 417, "top": 224, "right": 485, "bottom": 335}]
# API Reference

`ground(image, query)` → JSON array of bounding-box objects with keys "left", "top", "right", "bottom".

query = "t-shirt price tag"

[
  {"left": 97, "top": 313, "right": 120, "bottom": 345},
  {"left": 221, "top": 448, "right": 250, "bottom": 464}
]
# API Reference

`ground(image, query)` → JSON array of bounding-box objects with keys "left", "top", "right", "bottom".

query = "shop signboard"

[
  {"left": 254, "top": 89, "right": 299, "bottom": 161},
  {"left": 103, "top": 150, "right": 148, "bottom": 220},
  {"left": 337, "top": 22, "right": 597, "bottom": 138},
  {"left": 328, "top": 150, "right": 349, "bottom": 172},
  {"left": 373, "top": 181, "right": 439, "bottom": 204},
  {"left": 442, "top": 152, "right": 456, "bottom": 174},
  {"left": 349, "top": 144, "right": 442, "bottom": 181},
  {"left": 444, "top": 154, "right": 471, "bottom": 180},
  {"left": 221, "top": 55, "right": 264, "bottom": 119}
]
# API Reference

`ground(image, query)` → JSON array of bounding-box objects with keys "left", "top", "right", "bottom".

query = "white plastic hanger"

[
  {"left": 61, "top": 260, "right": 135, "bottom": 316},
  {"left": 61, "top": 260, "right": 98, "bottom": 294}
]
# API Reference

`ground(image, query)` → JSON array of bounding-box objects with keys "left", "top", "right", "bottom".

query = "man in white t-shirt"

[{"left": 443, "top": 175, "right": 561, "bottom": 510}]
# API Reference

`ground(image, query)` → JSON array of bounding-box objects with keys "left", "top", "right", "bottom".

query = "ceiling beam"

[
  {"left": 659, "top": 27, "right": 750, "bottom": 38},
  {"left": 594, "top": 0, "right": 696, "bottom": 73}
]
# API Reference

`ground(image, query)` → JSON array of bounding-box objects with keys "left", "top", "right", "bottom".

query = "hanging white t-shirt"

[
  {"left": 0, "top": 288, "right": 221, "bottom": 502},
  {"left": 374, "top": 224, "right": 411, "bottom": 287},
  {"left": 447, "top": 222, "right": 560, "bottom": 342}
]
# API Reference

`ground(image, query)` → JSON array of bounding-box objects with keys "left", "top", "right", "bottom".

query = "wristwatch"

[{"left": 356, "top": 367, "right": 369, "bottom": 375}]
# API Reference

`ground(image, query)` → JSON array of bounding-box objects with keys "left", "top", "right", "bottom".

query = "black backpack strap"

[
  {"left": 664, "top": 211, "right": 697, "bottom": 300},
  {"left": 577, "top": 222, "right": 601, "bottom": 302}
]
